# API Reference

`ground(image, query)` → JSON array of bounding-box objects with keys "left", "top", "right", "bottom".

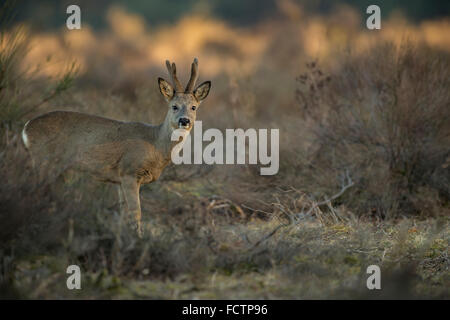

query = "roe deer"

[{"left": 22, "top": 58, "right": 211, "bottom": 237}]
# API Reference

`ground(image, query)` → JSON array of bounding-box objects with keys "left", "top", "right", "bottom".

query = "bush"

[
  {"left": 0, "top": 1, "right": 77, "bottom": 145},
  {"left": 296, "top": 42, "right": 450, "bottom": 218}
]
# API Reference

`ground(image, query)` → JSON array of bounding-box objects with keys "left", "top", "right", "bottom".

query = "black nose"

[{"left": 179, "top": 118, "right": 190, "bottom": 126}]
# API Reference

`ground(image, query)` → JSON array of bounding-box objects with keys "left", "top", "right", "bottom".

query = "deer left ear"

[
  {"left": 158, "top": 77, "right": 175, "bottom": 101},
  {"left": 193, "top": 81, "right": 211, "bottom": 101}
]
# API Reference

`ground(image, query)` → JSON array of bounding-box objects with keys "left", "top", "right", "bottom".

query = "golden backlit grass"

[{"left": 14, "top": 5, "right": 450, "bottom": 80}]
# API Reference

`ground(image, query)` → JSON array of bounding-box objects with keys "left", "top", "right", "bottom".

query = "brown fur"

[{"left": 22, "top": 59, "right": 211, "bottom": 236}]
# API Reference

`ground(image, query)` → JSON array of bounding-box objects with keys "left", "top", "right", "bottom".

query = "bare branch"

[{"left": 248, "top": 172, "right": 354, "bottom": 251}]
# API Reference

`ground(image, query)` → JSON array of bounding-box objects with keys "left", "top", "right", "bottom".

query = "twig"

[{"left": 248, "top": 171, "right": 354, "bottom": 251}]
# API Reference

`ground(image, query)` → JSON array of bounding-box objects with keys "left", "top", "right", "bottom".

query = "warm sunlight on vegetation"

[
  {"left": 1, "top": 1, "right": 449, "bottom": 299},
  {"left": 13, "top": 5, "right": 450, "bottom": 80}
]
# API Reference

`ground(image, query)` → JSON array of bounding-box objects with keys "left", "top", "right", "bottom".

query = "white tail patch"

[{"left": 22, "top": 121, "right": 30, "bottom": 148}]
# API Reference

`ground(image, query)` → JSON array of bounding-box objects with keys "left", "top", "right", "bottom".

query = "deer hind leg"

[{"left": 120, "top": 176, "right": 143, "bottom": 237}]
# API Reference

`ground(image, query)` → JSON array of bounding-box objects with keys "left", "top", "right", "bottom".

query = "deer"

[{"left": 22, "top": 58, "right": 211, "bottom": 237}]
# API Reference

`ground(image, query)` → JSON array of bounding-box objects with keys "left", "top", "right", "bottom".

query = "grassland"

[{"left": 0, "top": 3, "right": 449, "bottom": 299}]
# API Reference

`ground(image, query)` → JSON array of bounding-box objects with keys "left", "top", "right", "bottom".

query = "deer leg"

[
  {"left": 117, "top": 185, "right": 125, "bottom": 215},
  {"left": 120, "top": 176, "right": 143, "bottom": 237}
]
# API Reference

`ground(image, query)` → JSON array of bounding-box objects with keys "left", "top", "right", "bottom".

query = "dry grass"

[{"left": 0, "top": 3, "right": 449, "bottom": 299}]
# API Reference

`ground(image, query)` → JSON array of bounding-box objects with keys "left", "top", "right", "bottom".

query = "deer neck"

[{"left": 155, "top": 113, "right": 190, "bottom": 161}]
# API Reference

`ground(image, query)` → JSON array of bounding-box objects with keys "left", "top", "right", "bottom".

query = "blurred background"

[
  {"left": 13, "top": 0, "right": 450, "bottom": 28},
  {"left": 7, "top": 0, "right": 450, "bottom": 83}
]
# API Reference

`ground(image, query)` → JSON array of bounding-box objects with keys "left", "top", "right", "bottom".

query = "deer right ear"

[
  {"left": 158, "top": 77, "right": 174, "bottom": 101},
  {"left": 193, "top": 81, "right": 211, "bottom": 101}
]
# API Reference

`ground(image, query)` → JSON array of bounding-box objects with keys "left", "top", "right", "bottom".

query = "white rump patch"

[{"left": 22, "top": 120, "right": 30, "bottom": 148}]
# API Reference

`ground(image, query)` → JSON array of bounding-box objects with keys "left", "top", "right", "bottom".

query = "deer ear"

[
  {"left": 193, "top": 81, "right": 211, "bottom": 101},
  {"left": 158, "top": 77, "right": 174, "bottom": 101}
]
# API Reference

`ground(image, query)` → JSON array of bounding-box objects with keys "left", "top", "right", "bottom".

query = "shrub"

[
  {"left": 0, "top": 1, "right": 77, "bottom": 145},
  {"left": 296, "top": 42, "right": 450, "bottom": 218}
]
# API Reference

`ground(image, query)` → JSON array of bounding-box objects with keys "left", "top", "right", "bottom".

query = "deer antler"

[
  {"left": 165, "top": 60, "right": 183, "bottom": 92},
  {"left": 185, "top": 58, "right": 199, "bottom": 93}
]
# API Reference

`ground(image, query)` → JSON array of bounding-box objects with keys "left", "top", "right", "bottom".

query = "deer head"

[{"left": 158, "top": 58, "right": 211, "bottom": 131}]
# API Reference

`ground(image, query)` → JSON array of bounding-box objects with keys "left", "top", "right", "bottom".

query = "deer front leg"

[
  {"left": 117, "top": 185, "right": 125, "bottom": 215},
  {"left": 120, "top": 176, "right": 143, "bottom": 237}
]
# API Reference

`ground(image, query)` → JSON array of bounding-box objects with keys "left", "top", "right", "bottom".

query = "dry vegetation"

[{"left": 0, "top": 3, "right": 449, "bottom": 299}]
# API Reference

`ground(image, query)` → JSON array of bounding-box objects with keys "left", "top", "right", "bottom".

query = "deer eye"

[
  {"left": 172, "top": 105, "right": 178, "bottom": 111},
  {"left": 191, "top": 106, "right": 197, "bottom": 111}
]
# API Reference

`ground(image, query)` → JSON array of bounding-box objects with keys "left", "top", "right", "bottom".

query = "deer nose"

[{"left": 178, "top": 118, "right": 190, "bottom": 127}]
